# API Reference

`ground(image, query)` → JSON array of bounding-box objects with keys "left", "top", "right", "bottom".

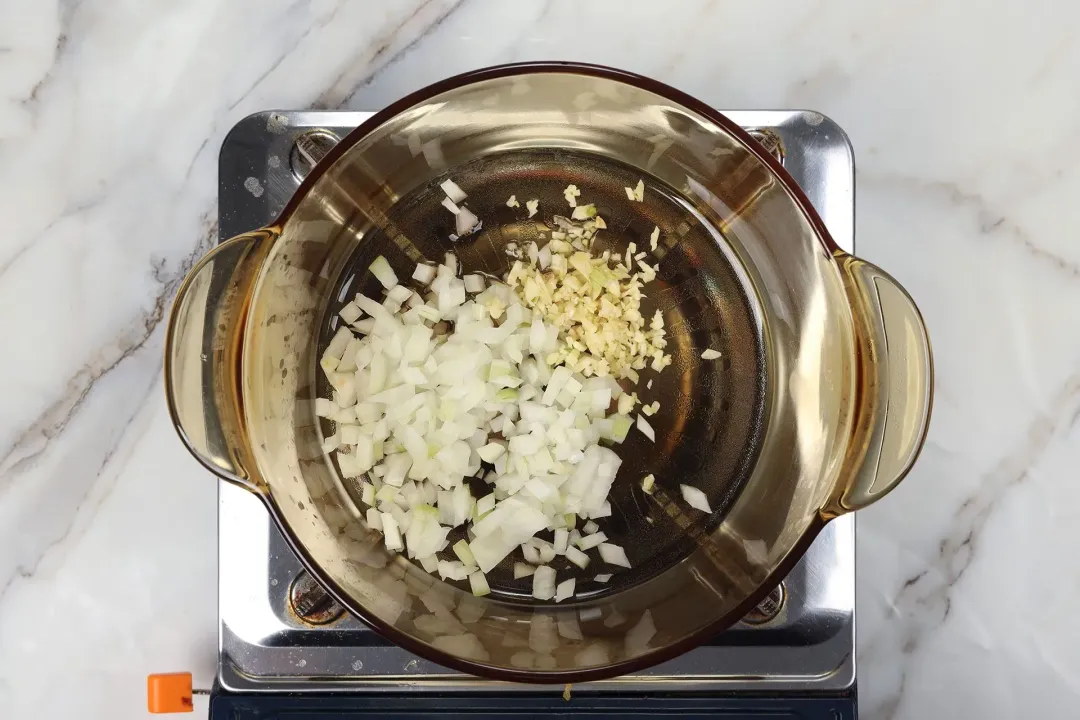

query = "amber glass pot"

[{"left": 165, "top": 63, "right": 932, "bottom": 682}]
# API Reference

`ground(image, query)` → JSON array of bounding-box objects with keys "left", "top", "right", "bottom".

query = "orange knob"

[{"left": 147, "top": 672, "right": 194, "bottom": 713}]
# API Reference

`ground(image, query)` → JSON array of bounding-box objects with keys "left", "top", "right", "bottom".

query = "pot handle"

[
  {"left": 164, "top": 228, "right": 277, "bottom": 494},
  {"left": 832, "top": 255, "right": 933, "bottom": 513}
]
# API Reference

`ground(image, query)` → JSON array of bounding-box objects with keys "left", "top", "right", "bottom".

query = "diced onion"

[
  {"left": 576, "top": 531, "right": 607, "bottom": 551},
  {"left": 456, "top": 206, "right": 479, "bottom": 236},
  {"left": 412, "top": 263, "right": 436, "bottom": 284},
  {"left": 464, "top": 274, "right": 485, "bottom": 293},
  {"left": 532, "top": 565, "right": 556, "bottom": 600},
  {"left": 598, "top": 542, "right": 631, "bottom": 568},
  {"left": 636, "top": 415, "right": 655, "bottom": 442},
  {"left": 625, "top": 610, "right": 656, "bottom": 655},
  {"left": 565, "top": 545, "right": 590, "bottom": 569},
  {"left": 339, "top": 301, "right": 362, "bottom": 324},
  {"left": 453, "top": 539, "right": 477, "bottom": 567},
  {"left": 576, "top": 644, "right": 609, "bottom": 666},
  {"left": 553, "top": 528, "right": 569, "bottom": 555},
  {"left": 522, "top": 543, "right": 541, "bottom": 565},
  {"left": 594, "top": 573, "right": 612, "bottom": 583},
  {"left": 369, "top": 256, "right": 398, "bottom": 289},
  {"left": 555, "top": 578, "right": 576, "bottom": 602},
  {"left": 315, "top": 195, "right": 680, "bottom": 602},
  {"left": 680, "top": 484, "right": 712, "bottom": 513},
  {"left": 382, "top": 513, "right": 402, "bottom": 551},
  {"left": 469, "top": 570, "right": 491, "bottom": 597},
  {"left": 441, "top": 179, "right": 467, "bottom": 203},
  {"left": 701, "top": 348, "right": 722, "bottom": 360},
  {"left": 365, "top": 508, "right": 382, "bottom": 530}
]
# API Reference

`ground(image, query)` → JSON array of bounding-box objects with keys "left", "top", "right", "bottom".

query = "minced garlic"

[{"left": 505, "top": 206, "right": 671, "bottom": 381}]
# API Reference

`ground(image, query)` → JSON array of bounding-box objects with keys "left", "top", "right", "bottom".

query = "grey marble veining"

[{"left": 1, "top": 1, "right": 1079, "bottom": 717}]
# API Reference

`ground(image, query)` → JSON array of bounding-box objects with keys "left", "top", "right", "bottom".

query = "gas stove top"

[{"left": 211, "top": 110, "right": 856, "bottom": 715}]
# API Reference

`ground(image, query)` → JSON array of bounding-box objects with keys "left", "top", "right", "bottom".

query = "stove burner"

[{"left": 215, "top": 110, "right": 856, "bottom": 695}]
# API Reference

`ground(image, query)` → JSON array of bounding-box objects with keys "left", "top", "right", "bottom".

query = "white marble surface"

[{"left": 2, "top": 0, "right": 1079, "bottom": 717}]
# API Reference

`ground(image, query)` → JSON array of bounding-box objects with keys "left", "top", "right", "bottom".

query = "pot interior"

[{"left": 317, "top": 147, "right": 769, "bottom": 602}]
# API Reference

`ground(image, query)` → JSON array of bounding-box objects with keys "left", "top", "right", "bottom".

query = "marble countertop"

[{"left": 2, "top": 1, "right": 1079, "bottom": 717}]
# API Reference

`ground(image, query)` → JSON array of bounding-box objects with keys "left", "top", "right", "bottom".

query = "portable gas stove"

[{"left": 207, "top": 110, "right": 857, "bottom": 718}]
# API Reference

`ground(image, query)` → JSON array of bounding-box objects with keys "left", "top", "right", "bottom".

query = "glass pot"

[{"left": 165, "top": 63, "right": 931, "bottom": 682}]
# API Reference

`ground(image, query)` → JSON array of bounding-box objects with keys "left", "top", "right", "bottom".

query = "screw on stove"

[
  {"left": 288, "top": 570, "right": 345, "bottom": 625},
  {"left": 289, "top": 129, "right": 341, "bottom": 181},
  {"left": 741, "top": 582, "right": 786, "bottom": 625}
]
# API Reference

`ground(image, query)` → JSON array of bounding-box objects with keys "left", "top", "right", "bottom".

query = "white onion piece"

[
  {"left": 477, "top": 442, "right": 505, "bottom": 463},
  {"left": 464, "top": 274, "right": 485, "bottom": 293},
  {"left": 565, "top": 545, "right": 590, "bottom": 569},
  {"left": 553, "top": 528, "right": 569, "bottom": 555},
  {"left": 432, "top": 633, "right": 488, "bottom": 661},
  {"left": 598, "top": 542, "right": 631, "bottom": 568},
  {"left": 701, "top": 348, "right": 722, "bottom": 360},
  {"left": 538, "top": 542, "right": 556, "bottom": 564},
  {"left": 453, "top": 539, "right": 477, "bottom": 567},
  {"left": 321, "top": 327, "right": 351, "bottom": 373},
  {"left": 576, "top": 532, "right": 607, "bottom": 551},
  {"left": 469, "top": 570, "right": 491, "bottom": 597},
  {"left": 513, "top": 562, "right": 536, "bottom": 579},
  {"left": 441, "top": 179, "right": 467, "bottom": 203},
  {"left": 680, "top": 484, "right": 712, "bottom": 513},
  {"left": 360, "top": 482, "right": 376, "bottom": 505},
  {"left": 476, "top": 493, "right": 496, "bottom": 516},
  {"left": 510, "top": 650, "right": 535, "bottom": 668},
  {"left": 557, "top": 614, "right": 582, "bottom": 640},
  {"left": 369, "top": 256, "right": 398, "bottom": 289},
  {"left": 575, "top": 644, "right": 610, "bottom": 666},
  {"left": 522, "top": 543, "right": 541, "bottom": 565},
  {"left": 339, "top": 301, "right": 363, "bottom": 324},
  {"left": 412, "top": 263, "right": 436, "bottom": 284},
  {"left": 594, "top": 573, "right": 612, "bottom": 583},
  {"left": 455, "top": 206, "right": 479, "bottom": 236},
  {"left": 625, "top": 610, "right": 656, "bottom": 656},
  {"left": 532, "top": 565, "right": 556, "bottom": 600},
  {"left": 365, "top": 508, "right": 382, "bottom": 530},
  {"left": 441, "top": 197, "right": 461, "bottom": 215},
  {"left": 321, "top": 432, "right": 341, "bottom": 453},
  {"left": 554, "top": 578, "right": 576, "bottom": 602},
  {"left": 636, "top": 414, "right": 655, "bottom": 442},
  {"left": 381, "top": 513, "right": 402, "bottom": 551}
]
